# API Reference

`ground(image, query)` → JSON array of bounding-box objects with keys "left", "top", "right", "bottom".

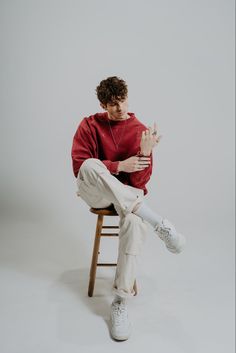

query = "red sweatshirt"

[{"left": 71, "top": 111, "right": 153, "bottom": 195}]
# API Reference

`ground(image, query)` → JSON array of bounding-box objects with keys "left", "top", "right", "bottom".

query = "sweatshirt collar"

[{"left": 100, "top": 111, "right": 136, "bottom": 124}]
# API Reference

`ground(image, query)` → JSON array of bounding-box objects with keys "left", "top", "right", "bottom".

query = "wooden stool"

[{"left": 88, "top": 204, "right": 138, "bottom": 297}]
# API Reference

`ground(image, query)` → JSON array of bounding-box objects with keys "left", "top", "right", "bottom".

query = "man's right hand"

[{"left": 118, "top": 156, "right": 151, "bottom": 173}]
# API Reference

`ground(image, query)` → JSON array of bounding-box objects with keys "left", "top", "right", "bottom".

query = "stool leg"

[
  {"left": 133, "top": 279, "right": 138, "bottom": 296},
  {"left": 88, "top": 214, "right": 103, "bottom": 297}
]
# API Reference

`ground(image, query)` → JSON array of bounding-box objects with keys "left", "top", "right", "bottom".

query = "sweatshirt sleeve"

[
  {"left": 71, "top": 119, "right": 120, "bottom": 177},
  {"left": 71, "top": 119, "right": 97, "bottom": 178},
  {"left": 128, "top": 151, "right": 153, "bottom": 195},
  {"left": 101, "top": 160, "right": 120, "bottom": 175}
]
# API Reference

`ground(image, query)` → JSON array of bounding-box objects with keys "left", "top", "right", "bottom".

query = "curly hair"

[{"left": 95, "top": 76, "right": 128, "bottom": 105}]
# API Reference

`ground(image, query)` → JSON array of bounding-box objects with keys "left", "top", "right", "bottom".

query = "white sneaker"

[
  {"left": 109, "top": 299, "right": 131, "bottom": 341},
  {"left": 155, "top": 218, "right": 186, "bottom": 254}
]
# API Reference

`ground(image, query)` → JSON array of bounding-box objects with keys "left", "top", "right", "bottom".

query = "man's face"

[{"left": 100, "top": 96, "right": 129, "bottom": 120}]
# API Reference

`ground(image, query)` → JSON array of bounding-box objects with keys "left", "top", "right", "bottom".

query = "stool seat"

[{"left": 90, "top": 204, "right": 118, "bottom": 216}]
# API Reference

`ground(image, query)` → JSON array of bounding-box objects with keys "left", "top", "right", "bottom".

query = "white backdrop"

[
  {"left": 0, "top": 1, "right": 235, "bottom": 351},
  {"left": 1, "top": 0, "right": 234, "bottom": 233}
]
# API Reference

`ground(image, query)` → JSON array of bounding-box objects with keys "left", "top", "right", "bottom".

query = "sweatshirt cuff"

[{"left": 102, "top": 160, "right": 120, "bottom": 175}]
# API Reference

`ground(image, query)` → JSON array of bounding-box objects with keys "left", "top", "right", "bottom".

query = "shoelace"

[
  {"left": 156, "top": 223, "right": 174, "bottom": 247},
  {"left": 111, "top": 302, "right": 127, "bottom": 326}
]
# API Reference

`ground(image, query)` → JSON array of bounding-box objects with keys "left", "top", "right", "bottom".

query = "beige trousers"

[{"left": 76, "top": 158, "right": 148, "bottom": 299}]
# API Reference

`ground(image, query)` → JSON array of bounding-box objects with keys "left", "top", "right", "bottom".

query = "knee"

[
  {"left": 78, "top": 158, "right": 108, "bottom": 184},
  {"left": 80, "top": 158, "right": 100, "bottom": 172},
  {"left": 80, "top": 158, "right": 107, "bottom": 176}
]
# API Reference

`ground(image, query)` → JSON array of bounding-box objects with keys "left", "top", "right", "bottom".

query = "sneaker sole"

[
  {"left": 110, "top": 329, "right": 131, "bottom": 341},
  {"left": 110, "top": 321, "right": 131, "bottom": 341},
  {"left": 111, "top": 334, "right": 130, "bottom": 341}
]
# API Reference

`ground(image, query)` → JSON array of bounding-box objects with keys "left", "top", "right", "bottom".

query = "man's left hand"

[{"left": 140, "top": 122, "right": 162, "bottom": 156}]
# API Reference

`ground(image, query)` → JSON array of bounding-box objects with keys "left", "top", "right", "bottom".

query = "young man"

[{"left": 71, "top": 76, "right": 186, "bottom": 341}]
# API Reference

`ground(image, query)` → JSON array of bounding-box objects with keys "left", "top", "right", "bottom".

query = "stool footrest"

[
  {"left": 102, "top": 226, "right": 119, "bottom": 229},
  {"left": 101, "top": 233, "right": 119, "bottom": 236},
  {"left": 97, "top": 263, "right": 117, "bottom": 266}
]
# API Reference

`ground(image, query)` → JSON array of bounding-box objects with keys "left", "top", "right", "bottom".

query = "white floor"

[{"left": 0, "top": 219, "right": 234, "bottom": 353}]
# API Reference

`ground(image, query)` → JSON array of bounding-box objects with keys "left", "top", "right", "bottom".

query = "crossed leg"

[{"left": 76, "top": 158, "right": 149, "bottom": 298}]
